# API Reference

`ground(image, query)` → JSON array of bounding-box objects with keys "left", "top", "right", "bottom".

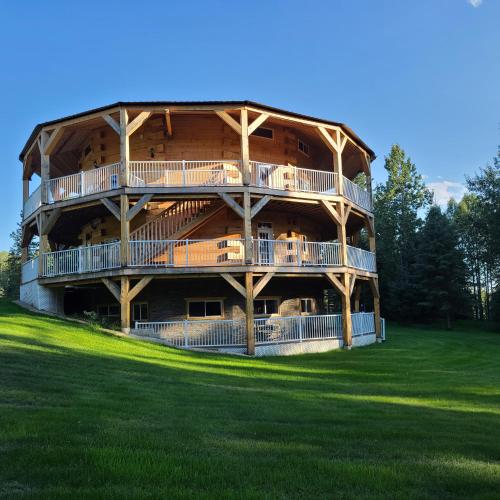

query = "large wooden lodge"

[{"left": 19, "top": 101, "right": 382, "bottom": 356}]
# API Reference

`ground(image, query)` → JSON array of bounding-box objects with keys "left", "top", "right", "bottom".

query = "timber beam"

[
  {"left": 101, "top": 198, "right": 121, "bottom": 221},
  {"left": 218, "top": 193, "right": 244, "bottom": 218}
]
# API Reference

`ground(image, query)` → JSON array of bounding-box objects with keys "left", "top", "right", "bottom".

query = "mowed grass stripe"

[{"left": 0, "top": 300, "right": 499, "bottom": 499}]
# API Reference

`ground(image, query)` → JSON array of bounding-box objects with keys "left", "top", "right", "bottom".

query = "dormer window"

[
  {"left": 253, "top": 127, "right": 274, "bottom": 139},
  {"left": 298, "top": 139, "right": 310, "bottom": 156}
]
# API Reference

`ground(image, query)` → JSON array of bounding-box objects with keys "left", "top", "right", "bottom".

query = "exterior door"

[{"left": 257, "top": 223, "right": 274, "bottom": 264}]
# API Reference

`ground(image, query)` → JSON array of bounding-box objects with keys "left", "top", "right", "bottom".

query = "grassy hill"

[{"left": 0, "top": 299, "right": 499, "bottom": 499}]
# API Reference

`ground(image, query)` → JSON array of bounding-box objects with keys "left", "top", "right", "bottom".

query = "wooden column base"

[{"left": 245, "top": 271, "right": 255, "bottom": 355}]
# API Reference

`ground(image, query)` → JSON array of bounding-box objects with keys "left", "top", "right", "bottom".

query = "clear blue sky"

[{"left": 0, "top": 0, "right": 498, "bottom": 249}]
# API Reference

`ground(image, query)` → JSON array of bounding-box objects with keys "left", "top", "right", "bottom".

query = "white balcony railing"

[
  {"left": 134, "top": 312, "right": 377, "bottom": 349},
  {"left": 346, "top": 245, "right": 377, "bottom": 272},
  {"left": 21, "top": 257, "right": 39, "bottom": 283},
  {"left": 41, "top": 242, "right": 120, "bottom": 277},
  {"left": 40, "top": 239, "right": 376, "bottom": 277},
  {"left": 46, "top": 162, "right": 121, "bottom": 203},
  {"left": 342, "top": 176, "right": 372, "bottom": 211},
  {"left": 23, "top": 185, "right": 42, "bottom": 219},
  {"left": 251, "top": 161, "right": 337, "bottom": 195},
  {"left": 255, "top": 314, "right": 343, "bottom": 344},
  {"left": 129, "top": 239, "right": 245, "bottom": 267},
  {"left": 133, "top": 318, "right": 246, "bottom": 348},
  {"left": 128, "top": 160, "right": 243, "bottom": 188},
  {"left": 352, "top": 312, "right": 375, "bottom": 336},
  {"left": 253, "top": 240, "right": 342, "bottom": 267}
]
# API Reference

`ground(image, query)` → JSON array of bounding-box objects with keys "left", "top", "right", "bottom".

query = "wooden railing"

[
  {"left": 41, "top": 242, "right": 120, "bottom": 277},
  {"left": 46, "top": 163, "right": 121, "bottom": 203},
  {"left": 23, "top": 185, "right": 42, "bottom": 219},
  {"left": 133, "top": 312, "right": 376, "bottom": 349},
  {"left": 342, "top": 176, "right": 372, "bottom": 211},
  {"left": 346, "top": 245, "right": 377, "bottom": 272},
  {"left": 128, "top": 160, "right": 243, "bottom": 187},
  {"left": 250, "top": 161, "right": 337, "bottom": 195}
]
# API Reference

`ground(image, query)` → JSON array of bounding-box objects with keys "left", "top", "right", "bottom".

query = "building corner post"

[{"left": 245, "top": 272, "right": 255, "bottom": 355}]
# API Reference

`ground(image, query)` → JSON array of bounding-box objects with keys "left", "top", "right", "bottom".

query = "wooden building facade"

[{"left": 19, "top": 101, "right": 381, "bottom": 356}]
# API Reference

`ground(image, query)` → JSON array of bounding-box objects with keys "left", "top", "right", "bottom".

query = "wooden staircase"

[{"left": 131, "top": 199, "right": 224, "bottom": 241}]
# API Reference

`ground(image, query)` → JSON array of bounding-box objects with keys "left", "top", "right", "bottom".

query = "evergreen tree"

[
  {"left": 414, "top": 206, "right": 469, "bottom": 328},
  {"left": 1, "top": 214, "right": 38, "bottom": 300},
  {"left": 374, "top": 145, "right": 433, "bottom": 320}
]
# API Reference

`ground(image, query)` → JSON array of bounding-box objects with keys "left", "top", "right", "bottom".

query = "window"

[
  {"left": 97, "top": 304, "right": 119, "bottom": 318},
  {"left": 254, "top": 298, "right": 279, "bottom": 316},
  {"left": 252, "top": 127, "right": 274, "bottom": 139},
  {"left": 300, "top": 298, "right": 314, "bottom": 314},
  {"left": 132, "top": 302, "right": 148, "bottom": 322},
  {"left": 298, "top": 139, "right": 310, "bottom": 156},
  {"left": 187, "top": 299, "right": 223, "bottom": 318}
]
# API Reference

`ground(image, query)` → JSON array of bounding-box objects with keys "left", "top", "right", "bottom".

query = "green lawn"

[{"left": 0, "top": 300, "right": 499, "bottom": 499}]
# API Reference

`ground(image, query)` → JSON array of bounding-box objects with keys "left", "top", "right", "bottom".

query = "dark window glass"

[
  {"left": 253, "top": 127, "right": 273, "bottom": 139},
  {"left": 188, "top": 301, "right": 205, "bottom": 317},
  {"left": 266, "top": 300, "right": 278, "bottom": 314},
  {"left": 254, "top": 300, "right": 265, "bottom": 315},
  {"left": 301, "top": 299, "right": 313, "bottom": 313},
  {"left": 205, "top": 301, "right": 222, "bottom": 317}
]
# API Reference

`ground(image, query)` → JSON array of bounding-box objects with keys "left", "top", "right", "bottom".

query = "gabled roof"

[{"left": 19, "top": 100, "right": 375, "bottom": 161}]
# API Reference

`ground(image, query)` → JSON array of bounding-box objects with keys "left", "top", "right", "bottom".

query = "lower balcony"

[
  {"left": 34, "top": 239, "right": 376, "bottom": 279},
  {"left": 132, "top": 312, "right": 383, "bottom": 356}
]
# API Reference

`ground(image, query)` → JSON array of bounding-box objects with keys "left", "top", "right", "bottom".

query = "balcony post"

[
  {"left": 119, "top": 108, "right": 129, "bottom": 186},
  {"left": 369, "top": 277, "right": 382, "bottom": 340},
  {"left": 120, "top": 276, "right": 130, "bottom": 334},
  {"left": 245, "top": 271, "right": 255, "bottom": 355},
  {"left": 354, "top": 285, "right": 361, "bottom": 312},
  {"left": 339, "top": 201, "right": 348, "bottom": 267},
  {"left": 240, "top": 109, "right": 250, "bottom": 185},
  {"left": 40, "top": 131, "right": 50, "bottom": 204},
  {"left": 37, "top": 213, "right": 49, "bottom": 276},
  {"left": 120, "top": 195, "right": 129, "bottom": 267},
  {"left": 243, "top": 190, "right": 253, "bottom": 264},
  {"left": 341, "top": 273, "right": 352, "bottom": 348}
]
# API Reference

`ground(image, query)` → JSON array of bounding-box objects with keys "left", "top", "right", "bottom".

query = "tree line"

[{"left": 374, "top": 144, "right": 500, "bottom": 326}]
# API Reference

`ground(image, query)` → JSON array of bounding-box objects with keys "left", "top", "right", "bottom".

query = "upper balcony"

[
  {"left": 22, "top": 159, "right": 373, "bottom": 220},
  {"left": 21, "top": 103, "right": 375, "bottom": 223}
]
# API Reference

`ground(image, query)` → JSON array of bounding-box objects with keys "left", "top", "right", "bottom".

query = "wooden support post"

[
  {"left": 339, "top": 201, "right": 348, "bottom": 266},
  {"left": 23, "top": 178, "right": 29, "bottom": 204},
  {"left": 240, "top": 109, "right": 250, "bottom": 185},
  {"left": 334, "top": 131, "right": 344, "bottom": 196},
  {"left": 341, "top": 273, "right": 352, "bottom": 348},
  {"left": 120, "top": 195, "right": 129, "bottom": 266},
  {"left": 119, "top": 108, "right": 129, "bottom": 186},
  {"left": 365, "top": 215, "right": 376, "bottom": 253},
  {"left": 21, "top": 247, "right": 28, "bottom": 264},
  {"left": 40, "top": 131, "right": 49, "bottom": 203},
  {"left": 37, "top": 213, "right": 49, "bottom": 275},
  {"left": 369, "top": 278, "right": 381, "bottom": 339},
  {"left": 243, "top": 190, "right": 253, "bottom": 264},
  {"left": 120, "top": 277, "right": 130, "bottom": 334},
  {"left": 245, "top": 271, "right": 255, "bottom": 355},
  {"left": 354, "top": 285, "right": 361, "bottom": 312}
]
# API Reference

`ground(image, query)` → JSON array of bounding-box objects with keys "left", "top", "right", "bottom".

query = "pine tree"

[
  {"left": 374, "top": 144, "right": 433, "bottom": 320},
  {"left": 413, "top": 206, "right": 469, "bottom": 328}
]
